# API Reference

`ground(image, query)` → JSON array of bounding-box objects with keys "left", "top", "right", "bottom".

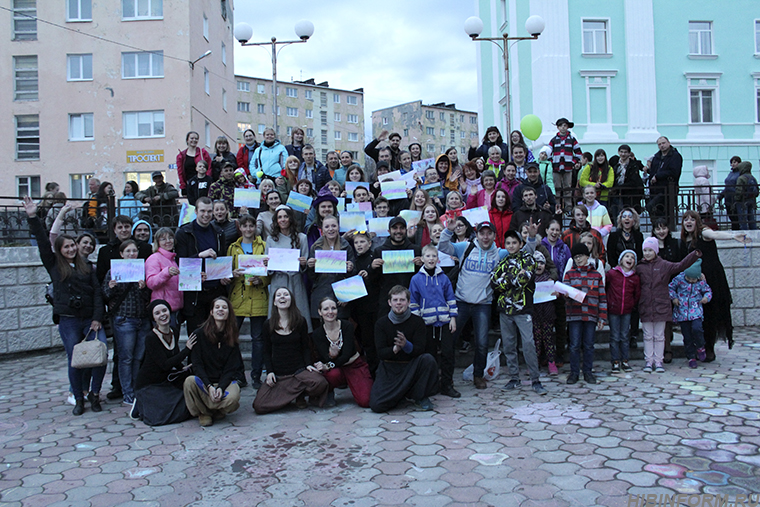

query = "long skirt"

[
  {"left": 369, "top": 354, "right": 438, "bottom": 413},
  {"left": 134, "top": 382, "right": 192, "bottom": 426},
  {"left": 253, "top": 370, "right": 328, "bottom": 414}
]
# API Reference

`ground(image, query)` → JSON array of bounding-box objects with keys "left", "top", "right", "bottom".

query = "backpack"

[
  {"left": 446, "top": 241, "right": 477, "bottom": 291},
  {"left": 744, "top": 175, "right": 759, "bottom": 200}
]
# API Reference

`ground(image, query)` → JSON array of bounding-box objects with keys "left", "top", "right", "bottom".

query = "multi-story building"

[
  {"left": 371, "top": 101, "right": 479, "bottom": 160},
  {"left": 476, "top": 0, "right": 760, "bottom": 186},
  {"left": 234, "top": 76, "right": 365, "bottom": 164},
  {"left": 2, "top": 0, "right": 236, "bottom": 198}
]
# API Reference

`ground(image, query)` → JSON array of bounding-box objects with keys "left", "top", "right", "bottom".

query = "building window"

[
  {"left": 17, "top": 176, "right": 41, "bottom": 198},
  {"left": 426, "top": 127, "right": 435, "bottom": 136},
  {"left": 257, "top": 83, "right": 265, "bottom": 94},
  {"left": 203, "top": 14, "right": 209, "bottom": 40},
  {"left": 582, "top": 19, "right": 610, "bottom": 54},
  {"left": 580, "top": 70, "right": 617, "bottom": 128},
  {"left": 222, "top": 89, "right": 227, "bottom": 111},
  {"left": 256, "top": 103, "right": 265, "bottom": 114},
  {"left": 321, "top": 111, "right": 327, "bottom": 126},
  {"left": 13, "top": 55, "right": 38, "bottom": 101},
  {"left": 690, "top": 90, "right": 714, "bottom": 123},
  {"left": 334, "top": 131, "right": 342, "bottom": 141},
  {"left": 403, "top": 128, "right": 409, "bottom": 137},
  {"left": 426, "top": 111, "right": 434, "bottom": 120},
  {"left": 286, "top": 87, "right": 297, "bottom": 98},
  {"left": 306, "top": 128, "right": 314, "bottom": 137},
  {"left": 122, "top": 51, "right": 163, "bottom": 78},
  {"left": 686, "top": 73, "right": 720, "bottom": 125},
  {"left": 382, "top": 117, "right": 388, "bottom": 126},
  {"left": 440, "top": 128, "right": 445, "bottom": 136},
  {"left": 347, "top": 95, "right": 357, "bottom": 105},
  {"left": 333, "top": 93, "right": 340, "bottom": 103},
  {"left": 348, "top": 132, "right": 358, "bottom": 142},
  {"left": 305, "top": 109, "right": 313, "bottom": 119},
  {"left": 757, "top": 85, "right": 760, "bottom": 123},
  {"left": 204, "top": 121, "right": 211, "bottom": 147},
  {"left": 461, "top": 131, "right": 466, "bottom": 139},
  {"left": 321, "top": 130, "right": 328, "bottom": 145},
  {"left": 122, "top": 110, "right": 164, "bottom": 138},
  {"left": 689, "top": 21, "right": 713, "bottom": 55},
  {"left": 287, "top": 107, "right": 298, "bottom": 117},
  {"left": 221, "top": 42, "right": 226, "bottom": 66},
  {"left": 12, "top": 0, "right": 37, "bottom": 40},
  {"left": 305, "top": 90, "right": 313, "bottom": 100},
  {"left": 440, "top": 145, "right": 446, "bottom": 153},
  {"left": 347, "top": 114, "right": 358, "bottom": 124},
  {"left": 15, "top": 115, "right": 40, "bottom": 160},
  {"left": 756, "top": 20, "right": 760, "bottom": 54},
  {"left": 460, "top": 114, "right": 465, "bottom": 122},
  {"left": 257, "top": 124, "right": 265, "bottom": 134},
  {"left": 204, "top": 68, "right": 210, "bottom": 94},
  {"left": 286, "top": 127, "right": 293, "bottom": 137},
  {"left": 471, "top": 132, "right": 477, "bottom": 138},
  {"left": 122, "top": 0, "right": 162, "bottom": 19},
  {"left": 67, "top": 54, "right": 93, "bottom": 81},
  {"left": 237, "top": 81, "right": 250, "bottom": 92},
  {"left": 67, "top": 0, "right": 91, "bottom": 21},
  {"left": 237, "top": 122, "right": 250, "bottom": 134},
  {"left": 439, "top": 112, "right": 445, "bottom": 121},
  {"left": 69, "top": 113, "right": 94, "bottom": 141},
  {"left": 272, "top": 106, "right": 280, "bottom": 116},
  {"left": 334, "top": 113, "right": 341, "bottom": 122},
  {"left": 470, "top": 116, "right": 477, "bottom": 124},
  {"left": 69, "top": 174, "right": 94, "bottom": 198},
  {"left": 426, "top": 144, "right": 435, "bottom": 153},
  {"left": 271, "top": 85, "right": 279, "bottom": 95},
  {"left": 237, "top": 102, "right": 250, "bottom": 112}
]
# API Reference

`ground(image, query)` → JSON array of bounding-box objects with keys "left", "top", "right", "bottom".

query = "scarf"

[
  {"left": 613, "top": 265, "right": 635, "bottom": 278},
  {"left": 388, "top": 307, "right": 411, "bottom": 325}
]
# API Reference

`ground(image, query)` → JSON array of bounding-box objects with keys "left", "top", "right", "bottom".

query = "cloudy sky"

[{"left": 232, "top": 1, "right": 480, "bottom": 139}]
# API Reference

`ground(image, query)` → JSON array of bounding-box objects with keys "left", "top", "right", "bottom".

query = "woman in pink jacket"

[
  {"left": 145, "top": 227, "right": 183, "bottom": 333},
  {"left": 466, "top": 169, "right": 497, "bottom": 210}
]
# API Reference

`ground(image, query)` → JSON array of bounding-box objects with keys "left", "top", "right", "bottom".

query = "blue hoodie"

[
  {"left": 409, "top": 265, "right": 457, "bottom": 327},
  {"left": 251, "top": 140, "right": 288, "bottom": 181}
]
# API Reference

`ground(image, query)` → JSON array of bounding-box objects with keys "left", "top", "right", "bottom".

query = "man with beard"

[{"left": 372, "top": 217, "right": 422, "bottom": 315}]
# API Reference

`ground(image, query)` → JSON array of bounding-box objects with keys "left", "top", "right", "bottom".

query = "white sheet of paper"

[
  {"left": 266, "top": 248, "right": 301, "bottom": 272},
  {"left": 437, "top": 251, "right": 455, "bottom": 268}
]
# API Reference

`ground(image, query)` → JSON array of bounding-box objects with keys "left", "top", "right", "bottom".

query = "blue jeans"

[
  {"left": 679, "top": 319, "right": 705, "bottom": 359},
  {"left": 499, "top": 313, "right": 540, "bottom": 382},
  {"left": 238, "top": 316, "right": 266, "bottom": 383},
  {"left": 113, "top": 316, "right": 151, "bottom": 402},
  {"left": 568, "top": 321, "right": 596, "bottom": 376},
  {"left": 735, "top": 202, "right": 757, "bottom": 230},
  {"left": 58, "top": 316, "right": 107, "bottom": 399},
  {"left": 454, "top": 301, "right": 491, "bottom": 378},
  {"left": 608, "top": 314, "right": 631, "bottom": 362}
]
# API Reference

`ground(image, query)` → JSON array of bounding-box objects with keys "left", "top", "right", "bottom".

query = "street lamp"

[
  {"left": 465, "top": 15, "right": 545, "bottom": 140},
  {"left": 234, "top": 20, "right": 315, "bottom": 137}
]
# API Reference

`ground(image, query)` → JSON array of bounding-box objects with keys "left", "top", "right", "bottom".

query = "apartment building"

[
  {"left": 2, "top": 0, "right": 236, "bottom": 198},
  {"left": 371, "top": 101, "right": 479, "bottom": 159},
  {"left": 234, "top": 76, "right": 365, "bottom": 164}
]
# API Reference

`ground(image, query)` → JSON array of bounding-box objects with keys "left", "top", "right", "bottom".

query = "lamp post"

[
  {"left": 464, "top": 15, "right": 545, "bottom": 140},
  {"left": 234, "top": 20, "right": 314, "bottom": 138}
]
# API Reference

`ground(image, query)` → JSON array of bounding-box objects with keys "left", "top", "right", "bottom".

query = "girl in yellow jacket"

[
  {"left": 228, "top": 214, "right": 270, "bottom": 389},
  {"left": 578, "top": 149, "right": 615, "bottom": 206}
]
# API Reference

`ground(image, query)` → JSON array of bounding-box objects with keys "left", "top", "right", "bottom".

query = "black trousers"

[
  {"left": 424, "top": 324, "right": 455, "bottom": 390},
  {"left": 353, "top": 309, "right": 378, "bottom": 375}
]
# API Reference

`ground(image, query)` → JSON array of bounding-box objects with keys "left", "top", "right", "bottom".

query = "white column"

[
  {"left": 624, "top": 0, "right": 659, "bottom": 142},
  {"left": 529, "top": 0, "right": 572, "bottom": 144}
]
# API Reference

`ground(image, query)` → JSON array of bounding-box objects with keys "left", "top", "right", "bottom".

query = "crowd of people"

[{"left": 26, "top": 120, "right": 754, "bottom": 426}]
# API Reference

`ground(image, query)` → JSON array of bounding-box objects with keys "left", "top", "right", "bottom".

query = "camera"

[{"left": 69, "top": 295, "right": 83, "bottom": 309}]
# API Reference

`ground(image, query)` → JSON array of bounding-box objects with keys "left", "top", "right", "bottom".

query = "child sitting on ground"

[{"left": 669, "top": 260, "right": 711, "bottom": 368}]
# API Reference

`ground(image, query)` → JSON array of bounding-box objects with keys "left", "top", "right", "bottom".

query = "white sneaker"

[{"left": 67, "top": 393, "right": 76, "bottom": 406}]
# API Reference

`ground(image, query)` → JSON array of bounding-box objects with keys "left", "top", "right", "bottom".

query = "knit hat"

[
  {"left": 313, "top": 184, "right": 339, "bottom": 208},
  {"left": 571, "top": 243, "right": 590, "bottom": 257},
  {"left": 684, "top": 259, "right": 702, "bottom": 279},
  {"left": 642, "top": 237, "right": 660, "bottom": 254},
  {"left": 533, "top": 251, "right": 546, "bottom": 264},
  {"left": 618, "top": 249, "right": 637, "bottom": 266}
]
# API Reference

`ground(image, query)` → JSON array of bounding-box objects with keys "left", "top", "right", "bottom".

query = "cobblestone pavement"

[{"left": 1, "top": 330, "right": 759, "bottom": 507}]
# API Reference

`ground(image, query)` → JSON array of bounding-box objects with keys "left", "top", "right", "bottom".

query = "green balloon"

[{"left": 520, "top": 114, "right": 543, "bottom": 141}]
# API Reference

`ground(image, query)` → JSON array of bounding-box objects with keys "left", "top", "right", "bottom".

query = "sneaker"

[
  {"left": 129, "top": 398, "right": 139, "bottom": 420},
  {"left": 621, "top": 361, "right": 633, "bottom": 372},
  {"left": 566, "top": 374, "right": 579, "bottom": 385},
  {"left": 663, "top": 351, "right": 673, "bottom": 364},
  {"left": 611, "top": 362, "right": 621, "bottom": 374},
  {"left": 459, "top": 342, "right": 471, "bottom": 354},
  {"left": 474, "top": 377, "right": 487, "bottom": 390},
  {"left": 198, "top": 415, "right": 213, "bottom": 427},
  {"left": 584, "top": 372, "right": 597, "bottom": 384},
  {"left": 547, "top": 362, "right": 558, "bottom": 376},
  {"left": 414, "top": 397, "right": 434, "bottom": 411},
  {"left": 502, "top": 379, "right": 520, "bottom": 391},
  {"left": 696, "top": 348, "right": 707, "bottom": 362},
  {"left": 123, "top": 396, "right": 134, "bottom": 405},
  {"left": 440, "top": 385, "right": 461, "bottom": 398},
  {"left": 643, "top": 364, "right": 653, "bottom": 373},
  {"left": 87, "top": 392, "right": 102, "bottom": 412},
  {"left": 532, "top": 382, "right": 548, "bottom": 395},
  {"left": 67, "top": 393, "right": 76, "bottom": 406},
  {"left": 655, "top": 364, "right": 665, "bottom": 373},
  {"left": 688, "top": 359, "right": 698, "bottom": 369}
]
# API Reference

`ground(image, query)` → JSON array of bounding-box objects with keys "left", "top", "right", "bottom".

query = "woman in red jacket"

[
  {"left": 489, "top": 188, "right": 513, "bottom": 248},
  {"left": 176, "top": 131, "right": 212, "bottom": 194}
]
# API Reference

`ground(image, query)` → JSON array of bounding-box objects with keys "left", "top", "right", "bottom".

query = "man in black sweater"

[
  {"left": 369, "top": 286, "right": 438, "bottom": 412},
  {"left": 372, "top": 217, "right": 422, "bottom": 315}
]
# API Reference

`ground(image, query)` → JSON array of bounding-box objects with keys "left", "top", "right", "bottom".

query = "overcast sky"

[{"left": 232, "top": 1, "right": 480, "bottom": 139}]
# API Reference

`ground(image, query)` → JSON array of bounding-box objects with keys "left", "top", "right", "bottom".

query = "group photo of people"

[{"left": 27, "top": 120, "right": 754, "bottom": 427}]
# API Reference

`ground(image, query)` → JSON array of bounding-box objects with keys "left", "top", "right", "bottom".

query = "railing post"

[{"left": 107, "top": 194, "right": 116, "bottom": 242}]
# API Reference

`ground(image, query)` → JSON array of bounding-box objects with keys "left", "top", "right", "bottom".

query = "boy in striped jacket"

[
  {"left": 563, "top": 243, "right": 607, "bottom": 385},
  {"left": 409, "top": 245, "right": 459, "bottom": 398}
]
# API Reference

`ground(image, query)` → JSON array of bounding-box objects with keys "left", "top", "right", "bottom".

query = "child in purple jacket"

[{"left": 669, "top": 260, "right": 712, "bottom": 368}]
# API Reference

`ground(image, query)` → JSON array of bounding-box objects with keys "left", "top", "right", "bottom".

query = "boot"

[{"left": 73, "top": 398, "right": 85, "bottom": 416}]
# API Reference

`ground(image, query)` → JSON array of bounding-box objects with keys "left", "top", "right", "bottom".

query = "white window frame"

[
  {"left": 204, "top": 68, "right": 209, "bottom": 95},
  {"left": 426, "top": 111, "right": 434, "bottom": 120},
  {"left": 321, "top": 130, "right": 328, "bottom": 145},
  {"left": 17, "top": 176, "right": 41, "bottom": 198},
  {"left": 426, "top": 127, "right": 435, "bottom": 136},
  {"left": 382, "top": 117, "right": 388, "bottom": 126},
  {"left": 69, "top": 113, "right": 94, "bottom": 141},
  {"left": 347, "top": 95, "right": 357, "bottom": 105},
  {"left": 238, "top": 102, "right": 250, "bottom": 112},
  {"left": 403, "top": 128, "right": 409, "bottom": 137},
  {"left": 688, "top": 21, "right": 714, "bottom": 57},
  {"left": 334, "top": 131, "right": 342, "bottom": 141},
  {"left": 222, "top": 89, "right": 227, "bottom": 111},
  {"left": 756, "top": 20, "right": 760, "bottom": 56},
  {"left": 13, "top": 55, "right": 38, "bottom": 101},
  {"left": 685, "top": 72, "right": 721, "bottom": 124},
  {"left": 320, "top": 111, "right": 327, "bottom": 125},
  {"left": 122, "top": 110, "right": 165, "bottom": 139},
  {"left": 305, "top": 90, "right": 313, "bottom": 100},
  {"left": 305, "top": 109, "right": 313, "bottom": 119},
  {"left": 579, "top": 70, "right": 617, "bottom": 139},
  {"left": 203, "top": 14, "right": 209, "bottom": 40},
  {"left": 287, "top": 107, "right": 298, "bottom": 117},
  {"left": 348, "top": 132, "right": 358, "bottom": 142},
  {"left": 122, "top": 0, "right": 163, "bottom": 20},
  {"left": 440, "top": 112, "right": 445, "bottom": 121},
  {"left": 237, "top": 81, "right": 250, "bottom": 92},
  {"left": 753, "top": 72, "right": 760, "bottom": 124},
  {"left": 440, "top": 128, "right": 445, "bottom": 136},
  {"left": 581, "top": 18, "right": 611, "bottom": 56},
  {"left": 426, "top": 143, "right": 435, "bottom": 153},
  {"left": 257, "top": 83, "right": 265, "bottom": 94},
  {"left": 257, "top": 103, "right": 265, "bottom": 114},
  {"left": 67, "top": 0, "right": 92, "bottom": 21},
  {"left": 221, "top": 42, "right": 226, "bottom": 66},
  {"left": 306, "top": 128, "right": 314, "bottom": 138},
  {"left": 67, "top": 54, "right": 93, "bottom": 81},
  {"left": 204, "top": 121, "right": 210, "bottom": 147},
  {"left": 286, "top": 87, "right": 297, "bottom": 98},
  {"left": 15, "top": 114, "right": 40, "bottom": 160},
  {"left": 347, "top": 114, "right": 358, "bottom": 124},
  {"left": 257, "top": 124, "right": 265, "bottom": 134},
  {"left": 69, "top": 173, "right": 94, "bottom": 199},
  {"left": 334, "top": 112, "right": 341, "bottom": 122},
  {"left": 12, "top": 0, "right": 37, "bottom": 40},
  {"left": 121, "top": 51, "right": 163, "bottom": 79},
  {"left": 333, "top": 93, "right": 340, "bottom": 103}
]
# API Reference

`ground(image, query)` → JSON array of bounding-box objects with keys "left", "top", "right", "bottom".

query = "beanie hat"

[
  {"left": 533, "top": 251, "right": 546, "bottom": 264},
  {"left": 571, "top": 243, "right": 590, "bottom": 257},
  {"left": 618, "top": 249, "right": 637, "bottom": 266},
  {"left": 684, "top": 259, "right": 702, "bottom": 279},
  {"left": 642, "top": 237, "right": 660, "bottom": 254}
]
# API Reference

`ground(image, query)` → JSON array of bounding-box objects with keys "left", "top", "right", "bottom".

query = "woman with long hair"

[
  {"left": 119, "top": 181, "right": 142, "bottom": 220},
  {"left": 509, "top": 130, "right": 535, "bottom": 163},
  {"left": 453, "top": 216, "right": 476, "bottom": 243},
  {"left": 312, "top": 297, "right": 373, "bottom": 407},
  {"left": 458, "top": 161, "right": 482, "bottom": 198},
  {"left": 562, "top": 204, "right": 606, "bottom": 261},
  {"left": 578, "top": 148, "right": 615, "bottom": 206},
  {"left": 409, "top": 188, "right": 433, "bottom": 213},
  {"left": 276, "top": 155, "right": 301, "bottom": 200},
  {"left": 266, "top": 205, "right": 312, "bottom": 332},
  {"left": 285, "top": 127, "right": 306, "bottom": 163},
  {"left": 489, "top": 188, "right": 514, "bottom": 248},
  {"left": 183, "top": 296, "right": 243, "bottom": 426},
  {"left": 211, "top": 136, "right": 237, "bottom": 181},
  {"left": 24, "top": 196, "right": 106, "bottom": 416},
  {"left": 408, "top": 143, "right": 423, "bottom": 162},
  {"left": 176, "top": 131, "right": 212, "bottom": 193},
  {"left": 607, "top": 208, "right": 644, "bottom": 268},
  {"left": 256, "top": 190, "right": 282, "bottom": 242},
  {"left": 678, "top": 210, "right": 750, "bottom": 361},
  {"left": 409, "top": 204, "right": 442, "bottom": 247},
  {"left": 253, "top": 287, "right": 329, "bottom": 413},
  {"left": 468, "top": 126, "right": 509, "bottom": 162}
]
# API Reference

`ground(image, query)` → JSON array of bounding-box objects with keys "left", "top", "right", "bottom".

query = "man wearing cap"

[
  {"left": 365, "top": 130, "right": 401, "bottom": 170},
  {"left": 548, "top": 118, "right": 582, "bottom": 212},
  {"left": 372, "top": 217, "right": 423, "bottom": 315},
  {"left": 438, "top": 218, "right": 538, "bottom": 389},
  {"left": 512, "top": 162, "right": 558, "bottom": 213},
  {"left": 136, "top": 171, "right": 179, "bottom": 227}
]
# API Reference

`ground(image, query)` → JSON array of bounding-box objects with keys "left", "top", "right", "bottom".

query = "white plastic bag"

[{"left": 462, "top": 339, "right": 501, "bottom": 381}]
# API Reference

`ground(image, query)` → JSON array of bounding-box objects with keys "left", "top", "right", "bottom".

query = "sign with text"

[{"left": 126, "top": 150, "right": 164, "bottom": 163}]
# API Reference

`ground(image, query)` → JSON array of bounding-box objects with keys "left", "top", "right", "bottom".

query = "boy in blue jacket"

[{"left": 410, "top": 245, "right": 459, "bottom": 398}]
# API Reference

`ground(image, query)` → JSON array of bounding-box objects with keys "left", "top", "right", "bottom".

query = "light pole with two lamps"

[
  {"left": 234, "top": 20, "right": 315, "bottom": 138},
  {"left": 464, "top": 15, "right": 545, "bottom": 141}
]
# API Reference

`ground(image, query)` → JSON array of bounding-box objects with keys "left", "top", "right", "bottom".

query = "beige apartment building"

[
  {"left": 2, "top": 0, "right": 236, "bottom": 199},
  {"left": 371, "top": 101, "right": 479, "bottom": 160},
  {"left": 235, "top": 76, "right": 365, "bottom": 164}
]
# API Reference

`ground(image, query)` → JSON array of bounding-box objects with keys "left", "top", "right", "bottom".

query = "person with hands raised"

[{"left": 374, "top": 217, "right": 423, "bottom": 315}]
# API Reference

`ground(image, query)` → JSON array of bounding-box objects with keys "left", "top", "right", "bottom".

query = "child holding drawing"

[
  {"left": 605, "top": 250, "right": 641, "bottom": 374},
  {"left": 531, "top": 251, "right": 558, "bottom": 376}
]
